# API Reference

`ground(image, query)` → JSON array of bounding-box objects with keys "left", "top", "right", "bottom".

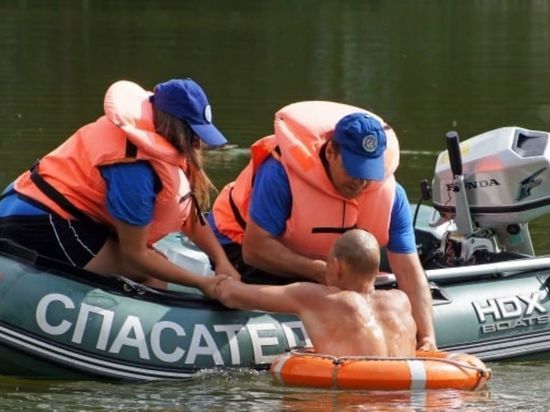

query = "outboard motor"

[{"left": 430, "top": 126, "right": 550, "bottom": 265}]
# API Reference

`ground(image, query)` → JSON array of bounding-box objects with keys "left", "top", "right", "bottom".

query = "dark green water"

[{"left": 1, "top": 1, "right": 550, "bottom": 410}]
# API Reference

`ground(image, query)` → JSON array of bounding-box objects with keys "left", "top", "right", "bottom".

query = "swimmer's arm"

[{"left": 215, "top": 278, "right": 324, "bottom": 314}]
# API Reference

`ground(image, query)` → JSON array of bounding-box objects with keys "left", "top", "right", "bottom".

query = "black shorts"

[{"left": 0, "top": 214, "right": 110, "bottom": 267}]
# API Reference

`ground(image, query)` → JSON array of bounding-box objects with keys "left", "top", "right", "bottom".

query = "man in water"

[{"left": 215, "top": 229, "right": 416, "bottom": 357}]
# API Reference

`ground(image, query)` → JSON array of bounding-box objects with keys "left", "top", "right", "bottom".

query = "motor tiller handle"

[{"left": 446, "top": 131, "right": 463, "bottom": 177}]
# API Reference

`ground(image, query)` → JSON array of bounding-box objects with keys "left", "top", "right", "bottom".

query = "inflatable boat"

[{"left": 1, "top": 126, "right": 550, "bottom": 380}]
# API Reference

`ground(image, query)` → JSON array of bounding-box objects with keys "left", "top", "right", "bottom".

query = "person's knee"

[{"left": 84, "top": 237, "right": 120, "bottom": 275}]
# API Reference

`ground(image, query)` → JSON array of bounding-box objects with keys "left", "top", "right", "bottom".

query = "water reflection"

[
  {"left": 4, "top": 362, "right": 550, "bottom": 410},
  {"left": 277, "top": 388, "right": 492, "bottom": 411},
  {"left": 0, "top": 368, "right": 495, "bottom": 411}
]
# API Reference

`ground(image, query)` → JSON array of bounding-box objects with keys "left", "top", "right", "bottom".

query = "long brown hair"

[{"left": 152, "top": 106, "right": 216, "bottom": 210}]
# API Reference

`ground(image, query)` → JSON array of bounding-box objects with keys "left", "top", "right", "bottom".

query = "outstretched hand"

[
  {"left": 210, "top": 274, "right": 237, "bottom": 303},
  {"left": 201, "top": 275, "right": 233, "bottom": 300},
  {"left": 416, "top": 337, "right": 437, "bottom": 352}
]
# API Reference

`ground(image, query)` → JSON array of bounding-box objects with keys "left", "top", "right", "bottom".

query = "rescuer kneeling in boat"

[
  {"left": 215, "top": 229, "right": 417, "bottom": 357},
  {"left": 208, "top": 101, "right": 436, "bottom": 351},
  {"left": 0, "top": 78, "right": 240, "bottom": 296}
]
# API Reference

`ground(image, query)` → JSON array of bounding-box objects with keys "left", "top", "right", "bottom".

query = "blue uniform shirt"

[
  {"left": 0, "top": 161, "right": 157, "bottom": 226},
  {"left": 99, "top": 161, "right": 156, "bottom": 225}
]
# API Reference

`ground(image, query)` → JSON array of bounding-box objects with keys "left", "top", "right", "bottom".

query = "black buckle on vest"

[{"left": 311, "top": 225, "right": 357, "bottom": 234}]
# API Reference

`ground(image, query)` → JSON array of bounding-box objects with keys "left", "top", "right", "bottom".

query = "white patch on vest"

[{"left": 407, "top": 359, "right": 427, "bottom": 389}]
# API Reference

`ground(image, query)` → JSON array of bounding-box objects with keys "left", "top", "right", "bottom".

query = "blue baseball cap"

[
  {"left": 333, "top": 113, "right": 387, "bottom": 181},
  {"left": 149, "top": 78, "right": 227, "bottom": 147}
]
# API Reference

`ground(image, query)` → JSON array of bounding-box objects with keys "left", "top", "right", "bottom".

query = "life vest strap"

[
  {"left": 125, "top": 140, "right": 138, "bottom": 158},
  {"left": 227, "top": 147, "right": 283, "bottom": 232},
  {"left": 271, "top": 145, "right": 282, "bottom": 160},
  {"left": 228, "top": 187, "right": 247, "bottom": 230},
  {"left": 0, "top": 188, "right": 16, "bottom": 201},
  {"left": 29, "top": 162, "right": 98, "bottom": 226},
  {"left": 180, "top": 192, "right": 206, "bottom": 226}
]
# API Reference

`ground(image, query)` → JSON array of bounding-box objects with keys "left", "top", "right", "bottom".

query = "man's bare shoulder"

[
  {"left": 276, "top": 282, "right": 342, "bottom": 316},
  {"left": 292, "top": 282, "right": 340, "bottom": 300},
  {"left": 374, "top": 288, "right": 412, "bottom": 310},
  {"left": 375, "top": 288, "right": 408, "bottom": 298},
  {"left": 324, "top": 289, "right": 371, "bottom": 312},
  {"left": 290, "top": 281, "right": 347, "bottom": 304},
  {"left": 334, "top": 288, "right": 407, "bottom": 301}
]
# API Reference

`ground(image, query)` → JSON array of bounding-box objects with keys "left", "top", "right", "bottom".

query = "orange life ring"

[{"left": 270, "top": 349, "right": 492, "bottom": 390}]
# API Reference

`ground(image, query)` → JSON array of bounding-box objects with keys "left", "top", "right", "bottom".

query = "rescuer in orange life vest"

[
  {"left": 0, "top": 78, "right": 240, "bottom": 297},
  {"left": 208, "top": 101, "right": 436, "bottom": 351}
]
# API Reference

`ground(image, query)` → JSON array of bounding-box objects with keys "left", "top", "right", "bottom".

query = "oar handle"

[{"left": 446, "top": 131, "right": 463, "bottom": 177}]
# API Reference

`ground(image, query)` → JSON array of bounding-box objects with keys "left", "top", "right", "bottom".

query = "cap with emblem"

[
  {"left": 149, "top": 78, "right": 227, "bottom": 147},
  {"left": 332, "top": 113, "right": 387, "bottom": 181}
]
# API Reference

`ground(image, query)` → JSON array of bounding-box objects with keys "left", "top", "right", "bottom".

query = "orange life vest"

[
  {"left": 212, "top": 101, "right": 399, "bottom": 259},
  {"left": 14, "top": 80, "right": 194, "bottom": 245}
]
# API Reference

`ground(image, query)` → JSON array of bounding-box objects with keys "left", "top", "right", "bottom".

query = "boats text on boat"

[
  {"left": 473, "top": 291, "right": 549, "bottom": 334},
  {"left": 35, "top": 292, "right": 311, "bottom": 365}
]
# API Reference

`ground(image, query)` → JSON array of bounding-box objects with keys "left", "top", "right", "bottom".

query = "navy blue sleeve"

[
  {"left": 249, "top": 156, "right": 292, "bottom": 236},
  {"left": 0, "top": 182, "right": 48, "bottom": 217},
  {"left": 99, "top": 161, "right": 157, "bottom": 226},
  {"left": 386, "top": 183, "right": 417, "bottom": 254}
]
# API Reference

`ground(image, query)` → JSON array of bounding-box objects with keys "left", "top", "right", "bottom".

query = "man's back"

[
  {"left": 298, "top": 286, "right": 416, "bottom": 357},
  {"left": 215, "top": 229, "right": 419, "bottom": 358}
]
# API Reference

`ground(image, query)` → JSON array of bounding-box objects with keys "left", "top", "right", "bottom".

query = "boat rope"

[{"left": 288, "top": 348, "right": 491, "bottom": 376}]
